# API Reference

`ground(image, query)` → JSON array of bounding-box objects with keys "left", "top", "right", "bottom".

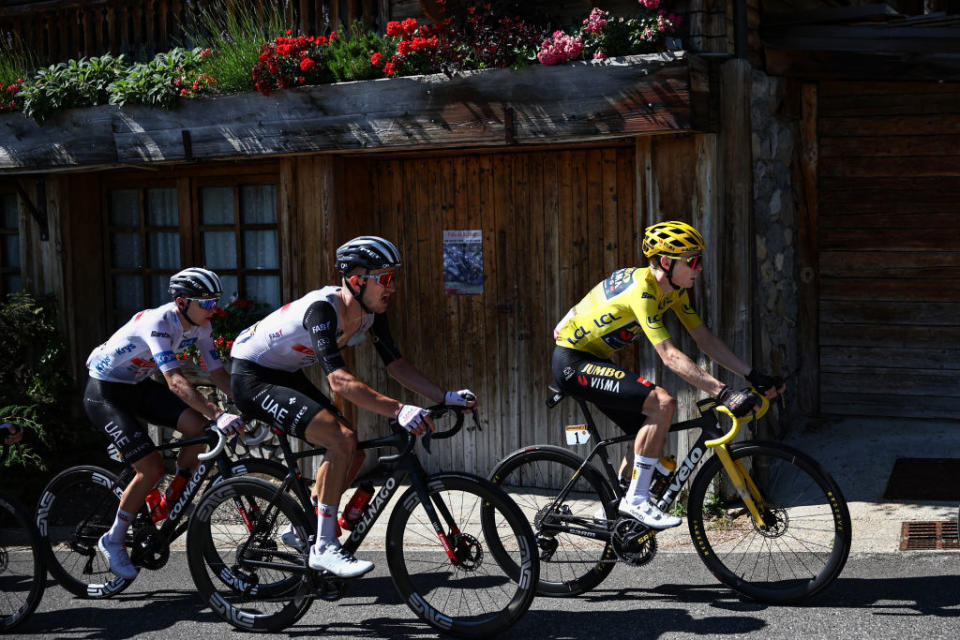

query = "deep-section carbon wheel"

[
  {"left": 489, "top": 445, "right": 617, "bottom": 596},
  {"left": 386, "top": 473, "right": 539, "bottom": 638},
  {"left": 687, "top": 441, "right": 851, "bottom": 604},
  {"left": 0, "top": 491, "right": 46, "bottom": 631},
  {"left": 187, "top": 476, "right": 312, "bottom": 632},
  {"left": 36, "top": 466, "right": 134, "bottom": 599}
]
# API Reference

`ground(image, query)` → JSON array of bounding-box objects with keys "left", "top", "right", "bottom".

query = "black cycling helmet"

[
  {"left": 168, "top": 267, "right": 222, "bottom": 300},
  {"left": 335, "top": 236, "right": 402, "bottom": 275}
]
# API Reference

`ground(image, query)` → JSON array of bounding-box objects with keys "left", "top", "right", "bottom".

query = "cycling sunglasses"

[
  {"left": 357, "top": 272, "right": 396, "bottom": 287},
  {"left": 188, "top": 298, "right": 219, "bottom": 310},
  {"left": 666, "top": 254, "right": 703, "bottom": 270}
]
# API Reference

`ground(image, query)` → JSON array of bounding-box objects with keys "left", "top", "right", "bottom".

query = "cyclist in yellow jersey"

[{"left": 552, "top": 221, "right": 786, "bottom": 529}]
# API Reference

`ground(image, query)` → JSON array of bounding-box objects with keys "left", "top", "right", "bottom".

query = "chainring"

[
  {"left": 130, "top": 526, "right": 169, "bottom": 570},
  {"left": 611, "top": 517, "right": 658, "bottom": 567}
]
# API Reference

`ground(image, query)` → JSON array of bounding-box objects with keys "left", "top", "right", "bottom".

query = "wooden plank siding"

[
  {"left": 817, "top": 80, "right": 960, "bottom": 419},
  {"left": 329, "top": 137, "right": 720, "bottom": 476}
]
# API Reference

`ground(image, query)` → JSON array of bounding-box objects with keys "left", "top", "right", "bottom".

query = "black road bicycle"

[
  {"left": 36, "top": 427, "right": 288, "bottom": 599},
  {"left": 186, "top": 407, "right": 539, "bottom": 638},
  {"left": 0, "top": 423, "right": 46, "bottom": 632},
  {"left": 490, "top": 389, "right": 852, "bottom": 604}
]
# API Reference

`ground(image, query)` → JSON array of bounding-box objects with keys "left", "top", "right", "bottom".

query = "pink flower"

[
  {"left": 593, "top": 50, "right": 607, "bottom": 60},
  {"left": 582, "top": 8, "right": 608, "bottom": 35},
  {"left": 642, "top": 0, "right": 660, "bottom": 9}
]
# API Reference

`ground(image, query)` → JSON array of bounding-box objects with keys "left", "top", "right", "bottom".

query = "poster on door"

[{"left": 443, "top": 230, "right": 484, "bottom": 295}]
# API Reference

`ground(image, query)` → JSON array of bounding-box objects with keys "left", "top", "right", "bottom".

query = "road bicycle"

[
  {"left": 36, "top": 426, "right": 288, "bottom": 599},
  {"left": 186, "top": 406, "right": 539, "bottom": 638},
  {"left": 0, "top": 423, "right": 46, "bottom": 632},
  {"left": 489, "top": 387, "right": 851, "bottom": 604}
]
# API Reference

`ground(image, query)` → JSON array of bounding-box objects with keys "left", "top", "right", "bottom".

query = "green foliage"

[
  {"left": 0, "top": 293, "right": 79, "bottom": 472},
  {"left": 182, "top": 0, "right": 293, "bottom": 94},
  {"left": 670, "top": 488, "right": 688, "bottom": 517},
  {"left": 0, "top": 406, "right": 48, "bottom": 470},
  {"left": 19, "top": 54, "right": 125, "bottom": 123},
  {"left": 109, "top": 48, "right": 213, "bottom": 108},
  {"left": 0, "top": 32, "right": 35, "bottom": 113},
  {"left": 326, "top": 23, "right": 394, "bottom": 83}
]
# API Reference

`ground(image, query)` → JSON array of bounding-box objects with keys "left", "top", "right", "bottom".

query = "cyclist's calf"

[{"left": 637, "top": 387, "right": 675, "bottom": 455}]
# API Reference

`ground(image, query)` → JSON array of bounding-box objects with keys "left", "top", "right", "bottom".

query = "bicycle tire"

[
  {"left": 0, "top": 491, "right": 46, "bottom": 631},
  {"left": 187, "top": 476, "right": 313, "bottom": 632},
  {"left": 489, "top": 445, "right": 617, "bottom": 596},
  {"left": 687, "top": 441, "right": 851, "bottom": 604},
  {"left": 36, "top": 465, "right": 134, "bottom": 599},
  {"left": 385, "top": 473, "right": 539, "bottom": 638}
]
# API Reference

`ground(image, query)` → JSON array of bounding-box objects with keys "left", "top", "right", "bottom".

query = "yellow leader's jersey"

[{"left": 553, "top": 267, "right": 703, "bottom": 359}]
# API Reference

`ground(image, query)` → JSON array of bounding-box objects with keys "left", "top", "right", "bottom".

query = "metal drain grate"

[{"left": 899, "top": 521, "right": 960, "bottom": 551}]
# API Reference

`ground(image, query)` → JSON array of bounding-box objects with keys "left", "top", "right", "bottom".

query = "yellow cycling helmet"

[{"left": 642, "top": 221, "right": 706, "bottom": 258}]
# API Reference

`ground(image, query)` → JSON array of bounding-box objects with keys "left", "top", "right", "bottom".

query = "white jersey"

[
  {"left": 231, "top": 286, "right": 401, "bottom": 373},
  {"left": 86, "top": 302, "right": 223, "bottom": 384}
]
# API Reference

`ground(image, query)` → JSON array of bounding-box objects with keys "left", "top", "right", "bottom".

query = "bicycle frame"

[
  {"left": 237, "top": 415, "right": 473, "bottom": 577},
  {"left": 111, "top": 433, "right": 239, "bottom": 551},
  {"left": 540, "top": 395, "right": 771, "bottom": 541}
]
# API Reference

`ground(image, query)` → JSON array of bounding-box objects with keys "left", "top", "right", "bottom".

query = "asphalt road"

[{"left": 13, "top": 551, "right": 960, "bottom": 639}]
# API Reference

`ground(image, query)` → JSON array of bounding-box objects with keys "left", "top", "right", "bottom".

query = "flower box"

[{"left": 0, "top": 51, "right": 711, "bottom": 172}]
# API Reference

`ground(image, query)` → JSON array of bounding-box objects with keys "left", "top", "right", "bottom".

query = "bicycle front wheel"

[
  {"left": 0, "top": 492, "right": 45, "bottom": 631},
  {"left": 36, "top": 466, "right": 134, "bottom": 599},
  {"left": 386, "top": 474, "right": 538, "bottom": 638},
  {"left": 687, "top": 441, "right": 851, "bottom": 604},
  {"left": 489, "top": 445, "right": 617, "bottom": 596},
  {"left": 187, "top": 476, "right": 312, "bottom": 632}
]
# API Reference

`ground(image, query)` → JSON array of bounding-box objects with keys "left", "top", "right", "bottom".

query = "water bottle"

[
  {"left": 160, "top": 473, "right": 189, "bottom": 512},
  {"left": 145, "top": 488, "right": 168, "bottom": 522},
  {"left": 338, "top": 482, "right": 374, "bottom": 531},
  {"left": 649, "top": 455, "right": 677, "bottom": 499}
]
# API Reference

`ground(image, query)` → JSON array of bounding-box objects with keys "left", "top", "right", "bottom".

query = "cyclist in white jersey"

[
  {"left": 231, "top": 236, "right": 479, "bottom": 578},
  {"left": 83, "top": 268, "right": 244, "bottom": 580}
]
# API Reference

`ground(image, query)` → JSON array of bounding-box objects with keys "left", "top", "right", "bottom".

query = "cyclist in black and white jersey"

[
  {"left": 231, "top": 236, "right": 478, "bottom": 578},
  {"left": 84, "top": 268, "right": 244, "bottom": 580}
]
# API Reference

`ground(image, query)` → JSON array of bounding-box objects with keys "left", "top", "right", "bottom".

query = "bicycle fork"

[{"left": 411, "top": 476, "right": 468, "bottom": 566}]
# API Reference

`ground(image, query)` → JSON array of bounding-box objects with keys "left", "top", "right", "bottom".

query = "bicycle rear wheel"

[
  {"left": 687, "top": 441, "right": 851, "bottom": 604},
  {"left": 36, "top": 466, "right": 134, "bottom": 598},
  {"left": 489, "top": 445, "right": 617, "bottom": 596},
  {"left": 386, "top": 473, "right": 538, "bottom": 638},
  {"left": 0, "top": 492, "right": 45, "bottom": 631},
  {"left": 187, "top": 476, "right": 312, "bottom": 632}
]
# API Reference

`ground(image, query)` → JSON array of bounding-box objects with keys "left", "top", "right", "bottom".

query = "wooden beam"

[
  {"left": 765, "top": 48, "right": 960, "bottom": 81},
  {"left": 0, "top": 52, "right": 712, "bottom": 173},
  {"left": 795, "top": 82, "right": 819, "bottom": 416}
]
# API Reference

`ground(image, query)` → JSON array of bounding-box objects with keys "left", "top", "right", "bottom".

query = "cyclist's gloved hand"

[
  {"left": 215, "top": 412, "right": 245, "bottom": 435},
  {"left": 398, "top": 404, "right": 431, "bottom": 435},
  {"left": 717, "top": 386, "right": 759, "bottom": 418},
  {"left": 1, "top": 422, "right": 22, "bottom": 445},
  {"left": 444, "top": 389, "right": 477, "bottom": 407},
  {"left": 746, "top": 369, "right": 784, "bottom": 394}
]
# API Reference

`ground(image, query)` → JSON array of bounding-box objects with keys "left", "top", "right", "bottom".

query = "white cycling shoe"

[
  {"left": 308, "top": 543, "right": 374, "bottom": 578},
  {"left": 618, "top": 499, "right": 682, "bottom": 530},
  {"left": 98, "top": 534, "right": 139, "bottom": 580}
]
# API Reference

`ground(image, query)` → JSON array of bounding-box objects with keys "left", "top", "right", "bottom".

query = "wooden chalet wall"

[
  {"left": 318, "top": 137, "right": 723, "bottom": 476},
  {"left": 816, "top": 80, "right": 960, "bottom": 419}
]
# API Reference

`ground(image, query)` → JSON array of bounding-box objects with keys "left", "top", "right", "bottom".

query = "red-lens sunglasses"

[{"left": 358, "top": 272, "right": 395, "bottom": 287}]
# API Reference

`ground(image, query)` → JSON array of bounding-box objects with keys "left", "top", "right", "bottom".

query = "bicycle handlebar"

[
  {"left": 197, "top": 426, "right": 227, "bottom": 461},
  {"left": 706, "top": 388, "right": 771, "bottom": 448},
  {"left": 376, "top": 405, "right": 470, "bottom": 461}
]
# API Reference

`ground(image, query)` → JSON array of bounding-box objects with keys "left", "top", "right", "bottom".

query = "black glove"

[
  {"left": 717, "top": 385, "right": 759, "bottom": 418},
  {"left": 746, "top": 369, "right": 784, "bottom": 393}
]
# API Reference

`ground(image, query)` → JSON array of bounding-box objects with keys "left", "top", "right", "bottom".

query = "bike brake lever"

[
  {"left": 421, "top": 430, "right": 432, "bottom": 455},
  {"left": 472, "top": 411, "right": 482, "bottom": 431}
]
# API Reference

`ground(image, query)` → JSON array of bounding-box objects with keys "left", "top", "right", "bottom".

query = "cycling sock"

[
  {"left": 627, "top": 456, "right": 657, "bottom": 505},
  {"left": 107, "top": 508, "right": 134, "bottom": 544},
  {"left": 316, "top": 503, "right": 339, "bottom": 548}
]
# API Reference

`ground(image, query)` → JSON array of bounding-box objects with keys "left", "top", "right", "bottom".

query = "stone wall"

[{"left": 750, "top": 69, "right": 800, "bottom": 430}]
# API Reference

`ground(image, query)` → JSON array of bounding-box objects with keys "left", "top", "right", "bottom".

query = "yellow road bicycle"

[{"left": 490, "top": 388, "right": 851, "bottom": 604}]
